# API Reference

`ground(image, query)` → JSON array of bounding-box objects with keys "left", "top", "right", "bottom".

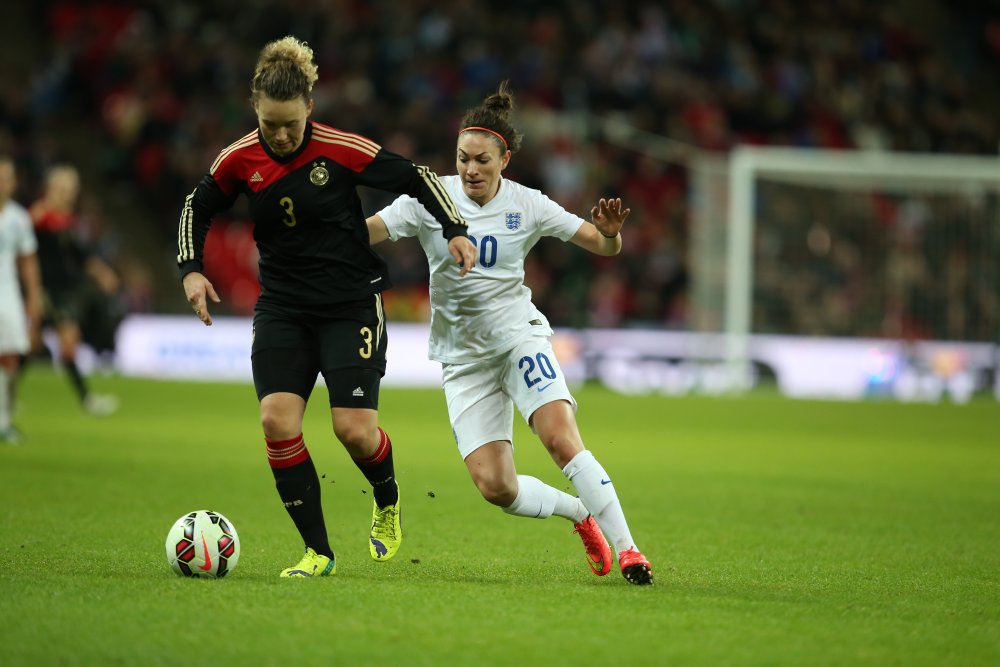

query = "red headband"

[{"left": 460, "top": 126, "right": 508, "bottom": 150}]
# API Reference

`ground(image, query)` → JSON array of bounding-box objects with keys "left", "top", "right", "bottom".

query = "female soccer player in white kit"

[
  {"left": 0, "top": 156, "right": 42, "bottom": 444},
  {"left": 367, "top": 83, "right": 652, "bottom": 584}
]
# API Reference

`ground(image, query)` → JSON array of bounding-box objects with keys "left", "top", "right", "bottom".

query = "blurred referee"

[{"left": 177, "top": 35, "right": 476, "bottom": 578}]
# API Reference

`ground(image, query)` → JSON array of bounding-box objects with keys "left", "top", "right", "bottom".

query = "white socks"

[
  {"left": 562, "top": 450, "right": 636, "bottom": 553},
  {"left": 499, "top": 450, "right": 642, "bottom": 553},
  {"left": 503, "top": 474, "right": 588, "bottom": 523}
]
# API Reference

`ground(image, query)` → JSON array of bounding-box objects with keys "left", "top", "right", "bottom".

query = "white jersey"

[
  {"left": 0, "top": 199, "right": 36, "bottom": 353},
  {"left": 0, "top": 200, "right": 36, "bottom": 307},
  {"left": 379, "top": 175, "right": 584, "bottom": 363}
]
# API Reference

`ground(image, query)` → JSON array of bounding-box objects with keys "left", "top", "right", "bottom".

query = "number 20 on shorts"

[{"left": 519, "top": 353, "right": 557, "bottom": 389}]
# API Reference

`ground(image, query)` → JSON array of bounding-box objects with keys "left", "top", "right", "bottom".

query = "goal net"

[{"left": 689, "top": 146, "right": 1000, "bottom": 391}]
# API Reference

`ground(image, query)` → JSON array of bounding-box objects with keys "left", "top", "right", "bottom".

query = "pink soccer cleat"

[
  {"left": 618, "top": 547, "right": 653, "bottom": 585},
  {"left": 573, "top": 515, "right": 613, "bottom": 576}
]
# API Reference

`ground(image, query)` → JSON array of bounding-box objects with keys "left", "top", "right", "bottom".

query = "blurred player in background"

[
  {"left": 29, "top": 164, "right": 119, "bottom": 416},
  {"left": 178, "top": 36, "right": 475, "bottom": 578},
  {"left": 367, "top": 83, "right": 653, "bottom": 585},
  {"left": 0, "top": 156, "right": 42, "bottom": 444}
]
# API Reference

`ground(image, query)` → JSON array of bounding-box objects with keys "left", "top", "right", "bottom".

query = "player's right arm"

[
  {"left": 15, "top": 251, "right": 42, "bottom": 340},
  {"left": 182, "top": 271, "right": 220, "bottom": 326},
  {"left": 176, "top": 172, "right": 239, "bottom": 326}
]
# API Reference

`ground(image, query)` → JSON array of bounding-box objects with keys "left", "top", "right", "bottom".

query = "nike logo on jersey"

[
  {"left": 250, "top": 171, "right": 263, "bottom": 183},
  {"left": 600, "top": 479, "right": 612, "bottom": 486},
  {"left": 537, "top": 382, "right": 554, "bottom": 393}
]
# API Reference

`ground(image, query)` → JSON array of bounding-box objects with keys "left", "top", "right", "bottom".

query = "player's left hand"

[
  {"left": 448, "top": 235, "right": 477, "bottom": 277},
  {"left": 591, "top": 197, "right": 630, "bottom": 239}
]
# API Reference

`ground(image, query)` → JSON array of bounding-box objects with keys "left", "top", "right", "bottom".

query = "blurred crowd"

[
  {"left": 2, "top": 0, "right": 998, "bottom": 338},
  {"left": 754, "top": 184, "right": 998, "bottom": 342}
]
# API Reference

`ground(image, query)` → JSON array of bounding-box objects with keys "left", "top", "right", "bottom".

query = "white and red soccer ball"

[{"left": 165, "top": 510, "right": 240, "bottom": 578}]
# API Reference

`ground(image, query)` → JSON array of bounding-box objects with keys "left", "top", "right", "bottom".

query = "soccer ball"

[{"left": 165, "top": 510, "right": 240, "bottom": 578}]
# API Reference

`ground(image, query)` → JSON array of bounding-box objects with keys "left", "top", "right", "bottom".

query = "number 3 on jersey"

[
  {"left": 467, "top": 235, "right": 497, "bottom": 268},
  {"left": 279, "top": 196, "right": 297, "bottom": 227}
]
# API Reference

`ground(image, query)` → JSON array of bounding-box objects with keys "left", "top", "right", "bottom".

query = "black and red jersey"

[
  {"left": 31, "top": 203, "right": 89, "bottom": 300},
  {"left": 177, "top": 121, "right": 466, "bottom": 307}
]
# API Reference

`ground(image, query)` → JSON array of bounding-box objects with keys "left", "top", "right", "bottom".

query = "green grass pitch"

[{"left": 1, "top": 368, "right": 997, "bottom": 666}]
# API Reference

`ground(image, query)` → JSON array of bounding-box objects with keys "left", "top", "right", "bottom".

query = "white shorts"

[
  {"left": 0, "top": 301, "right": 28, "bottom": 355},
  {"left": 442, "top": 335, "right": 577, "bottom": 460}
]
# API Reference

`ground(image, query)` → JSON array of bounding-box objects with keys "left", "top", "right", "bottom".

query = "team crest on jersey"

[
  {"left": 309, "top": 161, "right": 329, "bottom": 186},
  {"left": 505, "top": 211, "right": 522, "bottom": 230}
]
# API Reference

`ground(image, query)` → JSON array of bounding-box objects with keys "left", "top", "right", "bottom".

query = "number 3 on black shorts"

[{"left": 359, "top": 326, "right": 373, "bottom": 359}]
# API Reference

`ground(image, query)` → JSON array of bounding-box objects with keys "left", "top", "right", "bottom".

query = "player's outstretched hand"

[
  {"left": 591, "top": 197, "right": 631, "bottom": 239},
  {"left": 448, "top": 235, "right": 477, "bottom": 277},
  {"left": 182, "top": 271, "right": 221, "bottom": 326}
]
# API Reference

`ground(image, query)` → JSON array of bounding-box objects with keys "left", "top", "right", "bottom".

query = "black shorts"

[
  {"left": 251, "top": 295, "right": 387, "bottom": 409},
  {"left": 43, "top": 284, "right": 90, "bottom": 325}
]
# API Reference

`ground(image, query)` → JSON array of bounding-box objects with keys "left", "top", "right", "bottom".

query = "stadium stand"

[{"left": 2, "top": 1, "right": 997, "bottom": 332}]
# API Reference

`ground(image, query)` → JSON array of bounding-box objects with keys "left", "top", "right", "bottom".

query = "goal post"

[
  {"left": 719, "top": 146, "right": 1000, "bottom": 391},
  {"left": 578, "top": 114, "right": 999, "bottom": 398}
]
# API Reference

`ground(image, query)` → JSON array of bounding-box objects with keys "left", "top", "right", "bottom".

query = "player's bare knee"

[
  {"left": 333, "top": 421, "right": 375, "bottom": 453},
  {"left": 260, "top": 409, "right": 298, "bottom": 440},
  {"left": 540, "top": 432, "right": 583, "bottom": 467},
  {"left": 475, "top": 474, "right": 517, "bottom": 507}
]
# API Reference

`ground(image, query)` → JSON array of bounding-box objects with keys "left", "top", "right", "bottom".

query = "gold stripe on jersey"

[
  {"left": 374, "top": 293, "right": 385, "bottom": 351},
  {"left": 312, "top": 125, "right": 380, "bottom": 154},
  {"left": 416, "top": 165, "right": 465, "bottom": 227},
  {"left": 311, "top": 132, "right": 379, "bottom": 156},
  {"left": 312, "top": 135, "right": 379, "bottom": 159},
  {"left": 210, "top": 130, "right": 259, "bottom": 175},
  {"left": 177, "top": 189, "right": 196, "bottom": 263},
  {"left": 313, "top": 124, "right": 380, "bottom": 148}
]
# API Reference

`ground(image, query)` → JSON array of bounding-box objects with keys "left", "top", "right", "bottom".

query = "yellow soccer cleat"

[
  {"left": 369, "top": 497, "right": 402, "bottom": 561},
  {"left": 279, "top": 547, "right": 336, "bottom": 578}
]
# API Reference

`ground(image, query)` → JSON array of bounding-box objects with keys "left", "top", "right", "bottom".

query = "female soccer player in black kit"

[{"left": 177, "top": 36, "right": 476, "bottom": 578}]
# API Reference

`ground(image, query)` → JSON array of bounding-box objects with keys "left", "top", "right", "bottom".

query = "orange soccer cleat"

[
  {"left": 573, "top": 515, "right": 613, "bottom": 576},
  {"left": 618, "top": 547, "right": 653, "bottom": 585}
]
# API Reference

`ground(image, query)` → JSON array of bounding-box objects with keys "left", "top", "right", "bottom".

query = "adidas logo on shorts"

[{"left": 352, "top": 387, "right": 365, "bottom": 397}]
